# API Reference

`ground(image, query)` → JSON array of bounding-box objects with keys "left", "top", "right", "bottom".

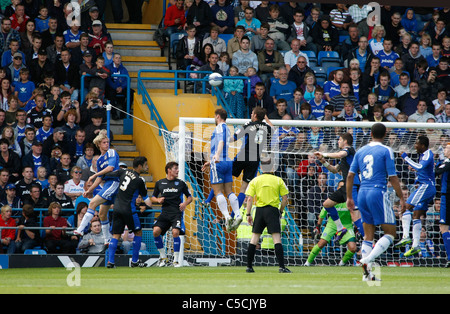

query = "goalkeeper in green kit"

[{"left": 305, "top": 201, "right": 357, "bottom": 266}]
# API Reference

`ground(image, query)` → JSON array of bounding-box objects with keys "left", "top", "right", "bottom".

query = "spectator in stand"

[
  {"left": 49, "top": 181, "right": 73, "bottom": 209},
  {"left": 106, "top": 53, "right": 130, "bottom": 120},
  {"left": 231, "top": 35, "right": 258, "bottom": 75},
  {"left": 41, "top": 17, "right": 61, "bottom": 50},
  {"left": 249, "top": 22, "right": 271, "bottom": 54},
  {"left": 186, "top": 0, "right": 212, "bottom": 39},
  {"left": 408, "top": 100, "right": 436, "bottom": 123},
  {"left": 323, "top": 68, "right": 344, "bottom": 102},
  {"left": 329, "top": 82, "right": 361, "bottom": 116},
  {"left": 227, "top": 25, "right": 245, "bottom": 58},
  {"left": 77, "top": 217, "right": 110, "bottom": 253},
  {"left": 210, "top": 0, "right": 234, "bottom": 35},
  {"left": 402, "top": 42, "right": 425, "bottom": 78},
  {"left": 368, "top": 25, "right": 386, "bottom": 56},
  {"left": 236, "top": 6, "right": 261, "bottom": 41},
  {"left": 0, "top": 168, "right": 9, "bottom": 199},
  {"left": 28, "top": 48, "right": 54, "bottom": 86},
  {"left": 286, "top": 8, "right": 316, "bottom": 55},
  {"left": 42, "top": 127, "right": 68, "bottom": 157},
  {"left": 268, "top": 98, "right": 290, "bottom": 120},
  {"left": 265, "top": 4, "right": 289, "bottom": 51},
  {"left": 67, "top": 201, "right": 90, "bottom": 236},
  {"left": 164, "top": 0, "right": 186, "bottom": 38},
  {"left": 14, "top": 204, "right": 39, "bottom": 253},
  {"left": 0, "top": 205, "right": 16, "bottom": 253},
  {"left": 76, "top": 142, "right": 95, "bottom": 170},
  {"left": 269, "top": 66, "right": 296, "bottom": 103},
  {"left": 384, "top": 12, "right": 402, "bottom": 47},
  {"left": 311, "top": 15, "right": 339, "bottom": 53},
  {"left": 35, "top": 5, "right": 50, "bottom": 33},
  {"left": 348, "top": 4, "right": 370, "bottom": 24},
  {"left": 46, "top": 33, "right": 65, "bottom": 65},
  {"left": 329, "top": 4, "right": 353, "bottom": 34},
  {"left": 427, "top": 44, "right": 442, "bottom": 68},
  {"left": 433, "top": 88, "right": 449, "bottom": 117},
  {"left": 0, "top": 18, "right": 21, "bottom": 57},
  {"left": 43, "top": 201, "right": 77, "bottom": 253},
  {"left": 287, "top": 55, "right": 313, "bottom": 88},
  {"left": 26, "top": 93, "right": 52, "bottom": 129},
  {"left": 429, "top": 18, "right": 448, "bottom": 46},
  {"left": 175, "top": 24, "right": 202, "bottom": 70},
  {"left": 1, "top": 39, "right": 25, "bottom": 67},
  {"left": 378, "top": 39, "right": 400, "bottom": 70},
  {"left": 347, "top": 36, "right": 373, "bottom": 73},
  {"left": 372, "top": 72, "right": 397, "bottom": 107},
  {"left": 247, "top": 81, "right": 274, "bottom": 115},
  {"left": 359, "top": 57, "right": 389, "bottom": 105},
  {"left": 257, "top": 37, "right": 284, "bottom": 84},
  {"left": 22, "top": 140, "right": 51, "bottom": 180},
  {"left": 10, "top": 3, "right": 30, "bottom": 33},
  {"left": 202, "top": 26, "right": 226, "bottom": 57},
  {"left": 62, "top": 108, "right": 81, "bottom": 151},
  {"left": 0, "top": 138, "right": 21, "bottom": 180},
  {"left": 284, "top": 39, "right": 310, "bottom": 71},
  {"left": 64, "top": 166, "right": 85, "bottom": 201},
  {"left": 6, "top": 52, "right": 26, "bottom": 87},
  {"left": 88, "top": 20, "right": 109, "bottom": 56},
  {"left": 338, "top": 23, "right": 359, "bottom": 63},
  {"left": 255, "top": 0, "right": 270, "bottom": 23},
  {"left": 63, "top": 19, "right": 83, "bottom": 52},
  {"left": 398, "top": 80, "right": 421, "bottom": 117},
  {"left": 286, "top": 88, "right": 305, "bottom": 119},
  {"left": 54, "top": 48, "right": 80, "bottom": 101},
  {"left": 22, "top": 183, "right": 49, "bottom": 208},
  {"left": 305, "top": 6, "right": 320, "bottom": 30},
  {"left": 71, "top": 34, "right": 96, "bottom": 68}
]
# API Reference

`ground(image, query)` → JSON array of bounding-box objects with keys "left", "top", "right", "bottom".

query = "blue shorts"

[
  {"left": 358, "top": 187, "right": 396, "bottom": 226},
  {"left": 407, "top": 183, "right": 436, "bottom": 212},
  {"left": 97, "top": 180, "right": 119, "bottom": 205},
  {"left": 210, "top": 160, "right": 233, "bottom": 185}
]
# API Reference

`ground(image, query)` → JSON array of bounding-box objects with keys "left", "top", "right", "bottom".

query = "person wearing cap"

[
  {"left": 6, "top": 51, "right": 26, "bottom": 87},
  {"left": 22, "top": 139, "right": 52, "bottom": 178},
  {"left": 71, "top": 33, "right": 96, "bottom": 67},
  {"left": 43, "top": 126, "right": 68, "bottom": 157},
  {"left": 88, "top": 20, "right": 110, "bottom": 55},
  {"left": 0, "top": 184, "right": 23, "bottom": 217},
  {"left": 28, "top": 47, "right": 54, "bottom": 86}
]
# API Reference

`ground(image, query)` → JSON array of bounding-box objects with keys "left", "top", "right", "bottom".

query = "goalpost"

[{"left": 161, "top": 117, "right": 450, "bottom": 267}]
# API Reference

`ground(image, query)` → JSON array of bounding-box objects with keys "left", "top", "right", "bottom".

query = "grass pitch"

[{"left": 0, "top": 266, "right": 449, "bottom": 294}]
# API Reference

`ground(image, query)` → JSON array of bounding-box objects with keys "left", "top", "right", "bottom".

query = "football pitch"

[{"left": 1, "top": 266, "right": 449, "bottom": 294}]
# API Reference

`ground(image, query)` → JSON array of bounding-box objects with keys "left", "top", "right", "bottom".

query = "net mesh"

[{"left": 162, "top": 119, "right": 448, "bottom": 267}]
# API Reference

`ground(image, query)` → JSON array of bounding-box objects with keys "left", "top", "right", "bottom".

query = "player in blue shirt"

[
  {"left": 347, "top": 123, "right": 406, "bottom": 281},
  {"left": 397, "top": 135, "right": 436, "bottom": 257},
  {"left": 202, "top": 108, "right": 240, "bottom": 231},
  {"left": 74, "top": 130, "right": 120, "bottom": 243}
]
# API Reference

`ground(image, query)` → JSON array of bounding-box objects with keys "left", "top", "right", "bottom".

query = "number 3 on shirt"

[
  {"left": 362, "top": 154, "right": 374, "bottom": 179},
  {"left": 120, "top": 176, "right": 131, "bottom": 191}
]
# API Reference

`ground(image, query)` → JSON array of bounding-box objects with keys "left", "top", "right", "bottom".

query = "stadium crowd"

[{"left": 164, "top": 0, "right": 449, "bottom": 259}]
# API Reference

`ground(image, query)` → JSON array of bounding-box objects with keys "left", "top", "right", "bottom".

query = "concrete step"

[
  {"left": 109, "top": 29, "right": 154, "bottom": 41},
  {"left": 122, "top": 62, "right": 169, "bottom": 72},
  {"left": 113, "top": 143, "right": 136, "bottom": 152},
  {"left": 114, "top": 46, "right": 162, "bottom": 57},
  {"left": 106, "top": 23, "right": 155, "bottom": 30}
]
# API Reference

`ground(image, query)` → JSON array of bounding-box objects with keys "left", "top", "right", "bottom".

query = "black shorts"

[
  {"left": 111, "top": 209, "right": 141, "bottom": 235},
  {"left": 232, "top": 160, "right": 259, "bottom": 183},
  {"left": 252, "top": 205, "right": 282, "bottom": 234},
  {"left": 329, "top": 186, "right": 347, "bottom": 204},
  {"left": 153, "top": 210, "right": 185, "bottom": 235}
]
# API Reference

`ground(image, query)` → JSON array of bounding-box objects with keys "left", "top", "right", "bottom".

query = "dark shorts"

[
  {"left": 252, "top": 205, "right": 282, "bottom": 234},
  {"left": 329, "top": 185, "right": 359, "bottom": 207},
  {"left": 112, "top": 209, "right": 141, "bottom": 235},
  {"left": 440, "top": 195, "right": 450, "bottom": 226},
  {"left": 153, "top": 210, "right": 185, "bottom": 235},
  {"left": 232, "top": 160, "right": 259, "bottom": 183}
]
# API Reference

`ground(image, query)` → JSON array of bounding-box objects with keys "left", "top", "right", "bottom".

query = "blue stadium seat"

[
  {"left": 218, "top": 33, "right": 233, "bottom": 46},
  {"left": 312, "top": 66, "right": 326, "bottom": 85},
  {"left": 339, "top": 35, "right": 349, "bottom": 43},
  {"left": 24, "top": 249, "right": 47, "bottom": 255},
  {"left": 302, "top": 50, "right": 317, "bottom": 67},
  {"left": 326, "top": 66, "right": 344, "bottom": 78},
  {"left": 318, "top": 51, "right": 341, "bottom": 67}
]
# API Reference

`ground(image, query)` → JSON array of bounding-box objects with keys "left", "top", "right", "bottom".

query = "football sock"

[
  {"left": 108, "top": 238, "right": 118, "bottom": 265},
  {"left": 401, "top": 211, "right": 412, "bottom": 239},
  {"left": 228, "top": 193, "right": 240, "bottom": 217},
  {"left": 442, "top": 232, "right": 450, "bottom": 261},
  {"left": 361, "top": 240, "right": 373, "bottom": 260},
  {"left": 341, "top": 250, "right": 355, "bottom": 264},
  {"left": 365, "top": 234, "right": 394, "bottom": 263},
  {"left": 76, "top": 208, "right": 95, "bottom": 233},
  {"left": 247, "top": 243, "right": 256, "bottom": 268},
  {"left": 216, "top": 193, "right": 230, "bottom": 219},
  {"left": 154, "top": 236, "right": 166, "bottom": 258},
  {"left": 205, "top": 190, "right": 215, "bottom": 203},
  {"left": 173, "top": 236, "right": 180, "bottom": 263},
  {"left": 353, "top": 218, "right": 364, "bottom": 237},
  {"left": 131, "top": 235, "right": 142, "bottom": 263},
  {"left": 274, "top": 243, "right": 285, "bottom": 268},
  {"left": 307, "top": 244, "right": 321, "bottom": 264},
  {"left": 237, "top": 192, "right": 246, "bottom": 208},
  {"left": 412, "top": 219, "right": 421, "bottom": 248},
  {"left": 101, "top": 220, "right": 110, "bottom": 242},
  {"left": 324, "top": 207, "right": 343, "bottom": 230}
]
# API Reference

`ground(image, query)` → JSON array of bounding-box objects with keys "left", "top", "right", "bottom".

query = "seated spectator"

[
  {"left": 186, "top": 0, "right": 212, "bottom": 39},
  {"left": 433, "top": 88, "right": 449, "bottom": 116},
  {"left": 235, "top": 6, "right": 261, "bottom": 40},
  {"left": 244, "top": 66, "right": 262, "bottom": 95},
  {"left": 197, "top": 52, "right": 223, "bottom": 94},
  {"left": 23, "top": 183, "right": 49, "bottom": 208},
  {"left": 390, "top": 58, "right": 409, "bottom": 88},
  {"left": 368, "top": 25, "right": 386, "bottom": 55},
  {"left": 0, "top": 204, "right": 16, "bottom": 253},
  {"left": 247, "top": 81, "right": 274, "bottom": 115},
  {"left": 436, "top": 103, "right": 450, "bottom": 128},
  {"left": 257, "top": 37, "right": 285, "bottom": 84},
  {"left": 10, "top": 4, "right": 30, "bottom": 33},
  {"left": 329, "top": 4, "right": 353, "bottom": 33},
  {"left": 67, "top": 201, "right": 91, "bottom": 236},
  {"left": 296, "top": 102, "right": 316, "bottom": 121},
  {"left": 5, "top": 94, "right": 19, "bottom": 125},
  {"left": 372, "top": 72, "right": 397, "bottom": 107},
  {"left": 71, "top": 33, "right": 96, "bottom": 68},
  {"left": 18, "top": 127, "right": 36, "bottom": 157},
  {"left": 190, "top": 43, "right": 213, "bottom": 72},
  {"left": 101, "top": 41, "right": 114, "bottom": 67},
  {"left": 43, "top": 202, "right": 78, "bottom": 253},
  {"left": 1, "top": 181, "right": 22, "bottom": 209},
  {"left": 336, "top": 99, "right": 362, "bottom": 121},
  {"left": 378, "top": 39, "right": 400, "bottom": 69},
  {"left": 83, "top": 110, "right": 112, "bottom": 145},
  {"left": 401, "top": 42, "right": 425, "bottom": 77},
  {"left": 309, "top": 86, "right": 328, "bottom": 120},
  {"left": 265, "top": 4, "right": 289, "bottom": 51},
  {"left": 0, "top": 168, "right": 9, "bottom": 199},
  {"left": 384, "top": 97, "right": 401, "bottom": 122},
  {"left": 68, "top": 128, "right": 86, "bottom": 164},
  {"left": 286, "top": 87, "right": 305, "bottom": 119},
  {"left": 269, "top": 66, "right": 296, "bottom": 103},
  {"left": 64, "top": 166, "right": 85, "bottom": 201},
  {"left": 87, "top": 20, "right": 109, "bottom": 56},
  {"left": 311, "top": 15, "right": 339, "bottom": 52},
  {"left": 305, "top": 6, "right": 321, "bottom": 30},
  {"left": 0, "top": 138, "right": 21, "bottom": 180},
  {"left": 77, "top": 217, "right": 109, "bottom": 253},
  {"left": 28, "top": 48, "right": 54, "bottom": 86},
  {"left": 330, "top": 82, "right": 361, "bottom": 116},
  {"left": 35, "top": 5, "right": 50, "bottom": 33},
  {"left": 175, "top": 24, "right": 202, "bottom": 70},
  {"left": 163, "top": 0, "right": 186, "bottom": 39},
  {"left": 79, "top": 90, "right": 105, "bottom": 128},
  {"left": 210, "top": 0, "right": 234, "bottom": 35},
  {"left": 26, "top": 93, "right": 52, "bottom": 129},
  {"left": 250, "top": 22, "right": 270, "bottom": 54},
  {"left": 401, "top": 8, "right": 420, "bottom": 40},
  {"left": 2, "top": 125, "right": 21, "bottom": 157},
  {"left": 54, "top": 48, "right": 80, "bottom": 101},
  {"left": 436, "top": 56, "right": 450, "bottom": 87},
  {"left": 370, "top": 104, "right": 387, "bottom": 122},
  {"left": 46, "top": 33, "right": 65, "bottom": 64},
  {"left": 15, "top": 69, "right": 35, "bottom": 109},
  {"left": 255, "top": 1, "right": 270, "bottom": 23},
  {"left": 14, "top": 204, "right": 39, "bottom": 253},
  {"left": 227, "top": 25, "right": 245, "bottom": 58},
  {"left": 76, "top": 142, "right": 95, "bottom": 170},
  {"left": 40, "top": 17, "right": 61, "bottom": 50},
  {"left": 347, "top": 36, "right": 373, "bottom": 72},
  {"left": 427, "top": 43, "right": 442, "bottom": 69},
  {"left": 397, "top": 80, "right": 421, "bottom": 117},
  {"left": 323, "top": 68, "right": 344, "bottom": 102},
  {"left": 36, "top": 166, "right": 49, "bottom": 190},
  {"left": 63, "top": 19, "right": 83, "bottom": 52},
  {"left": 121, "top": 225, "right": 147, "bottom": 254},
  {"left": 6, "top": 52, "right": 27, "bottom": 87},
  {"left": 287, "top": 55, "right": 313, "bottom": 87},
  {"left": 49, "top": 180, "right": 74, "bottom": 209},
  {"left": 231, "top": 36, "right": 258, "bottom": 75},
  {"left": 53, "top": 153, "right": 72, "bottom": 183},
  {"left": 1, "top": 38, "right": 25, "bottom": 67},
  {"left": 43, "top": 127, "right": 68, "bottom": 157},
  {"left": 54, "top": 91, "right": 80, "bottom": 129},
  {"left": 202, "top": 26, "right": 226, "bottom": 57},
  {"left": 300, "top": 72, "right": 317, "bottom": 102},
  {"left": 408, "top": 100, "right": 436, "bottom": 122},
  {"left": 35, "top": 115, "right": 53, "bottom": 143},
  {"left": 287, "top": 8, "right": 316, "bottom": 55},
  {"left": 359, "top": 57, "right": 389, "bottom": 105},
  {"left": 394, "top": 72, "right": 410, "bottom": 98},
  {"left": 268, "top": 98, "right": 290, "bottom": 120}
]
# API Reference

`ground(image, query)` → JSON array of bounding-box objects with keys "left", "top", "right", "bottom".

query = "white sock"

[
  {"left": 158, "top": 248, "right": 166, "bottom": 258},
  {"left": 361, "top": 240, "right": 373, "bottom": 260},
  {"left": 228, "top": 193, "right": 240, "bottom": 217},
  {"left": 412, "top": 219, "right": 421, "bottom": 248},
  {"left": 366, "top": 234, "right": 394, "bottom": 263},
  {"left": 401, "top": 211, "right": 412, "bottom": 239},
  {"left": 173, "top": 252, "right": 179, "bottom": 263},
  {"left": 101, "top": 220, "right": 110, "bottom": 243},
  {"left": 216, "top": 193, "right": 230, "bottom": 219},
  {"left": 76, "top": 209, "right": 94, "bottom": 233}
]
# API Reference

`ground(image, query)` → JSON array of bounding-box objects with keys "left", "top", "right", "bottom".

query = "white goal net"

[{"left": 161, "top": 118, "right": 450, "bottom": 267}]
